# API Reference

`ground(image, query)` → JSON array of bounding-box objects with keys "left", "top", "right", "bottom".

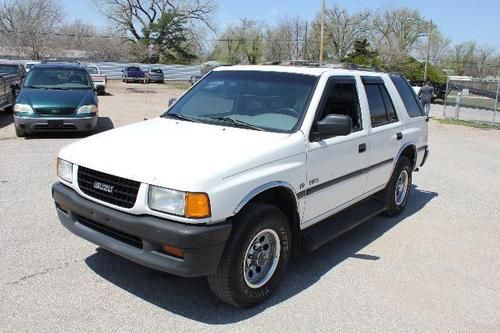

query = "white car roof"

[{"left": 212, "top": 65, "right": 383, "bottom": 77}]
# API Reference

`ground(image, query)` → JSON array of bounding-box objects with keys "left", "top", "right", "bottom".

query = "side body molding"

[{"left": 233, "top": 181, "right": 299, "bottom": 215}]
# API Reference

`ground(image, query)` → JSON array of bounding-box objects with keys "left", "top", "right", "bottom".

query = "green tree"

[{"left": 344, "top": 39, "right": 384, "bottom": 69}]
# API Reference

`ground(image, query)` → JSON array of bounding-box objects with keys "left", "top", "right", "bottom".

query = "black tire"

[
  {"left": 15, "top": 126, "right": 26, "bottom": 137},
  {"left": 382, "top": 156, "right": 412, "bottom": 217},
  {"left": 208, "top": 202, "right": 292, "bottom": 308}
]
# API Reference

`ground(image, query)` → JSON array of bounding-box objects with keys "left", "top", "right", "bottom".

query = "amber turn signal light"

[
  {"left": 162, "top": 245, "right": 185, "bottom": 259},
  {"left": 185, "top": 192, "right": 211, "bottom": 218}
]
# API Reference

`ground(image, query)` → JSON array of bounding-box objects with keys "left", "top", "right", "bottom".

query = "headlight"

[
  {"left": 76, "top": 105, "right": 98, "bottom": 115},
  {"left": 148, "top": 186, "right": 211, "bottom": 218},
  {"left": 57, "top": 158, "right": 73, "bottom": 183},
  {"left": 13, "top": 104, "right": 33, "bottom": 114}
]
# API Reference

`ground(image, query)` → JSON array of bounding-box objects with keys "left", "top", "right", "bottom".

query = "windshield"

[
  {"left": 24, "top": 67, "right": 92, "bottom": 89},
  {"left": 0, "top": 65, "right": 19, "bottom": 74},
  {"left": 166, "top": 70, "right": 318, "bottom": 133},
  {"left": 127, "top": 67, "right": 141, "bottom": 71},
  {"left": 86, "top": 67, "right": 98, "bottom": 75}
]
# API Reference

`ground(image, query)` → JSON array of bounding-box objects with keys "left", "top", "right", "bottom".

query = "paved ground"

[
  {"left": 430, "top": 103, "right": 500, "bottom": 123},
  {"left": 0, "top": 82, "right": 499, "bottom": 332}
]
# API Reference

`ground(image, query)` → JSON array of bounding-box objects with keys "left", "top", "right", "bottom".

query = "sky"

[{"left": 64, "top": 0, "right": 500, "bottom": 49}]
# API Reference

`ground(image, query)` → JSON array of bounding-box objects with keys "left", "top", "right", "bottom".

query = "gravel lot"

[{"left": 0, "top": 81, "right": 499, "bottom": 332}]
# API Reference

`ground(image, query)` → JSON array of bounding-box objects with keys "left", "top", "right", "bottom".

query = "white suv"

[{"left": 52, "top": 65, "right": 429, "bottom": 308}]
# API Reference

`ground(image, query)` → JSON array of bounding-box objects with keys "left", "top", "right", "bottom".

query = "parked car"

[
  {"left": 146, "top": 67, "right": 164, "bottom": 83},
  {"left": 0, "top": 73, "right": 18, "bottom": 113},
  {"left": 25, "top": 61, "right": 41, "bottom": 72},
  {"left": 14, "top": 62, "right": 98, "bottom": 137},
  {"left": 86, "top": 64, "right": 107, "bottom": 95},
  {"left": 52, "top": 65, "right": 429, "bottom": 307},
  {"left": 122, "top": 66, "right": 146, "bottom": 83},
  {"left": 0, "top": 62, "right": 26, "bottom": 94}
]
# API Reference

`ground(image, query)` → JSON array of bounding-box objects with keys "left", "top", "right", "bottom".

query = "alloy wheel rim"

[
  {"left": 395, "top": 170, "right": 409, "bottom": 205},
  {"left": 243, "top": 229, "right": 281, "bottom": 289}
]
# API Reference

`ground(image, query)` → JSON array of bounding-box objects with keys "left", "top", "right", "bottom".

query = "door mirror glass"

[{"left": 316, "top": 114, "right": 352, "bottom": 138}]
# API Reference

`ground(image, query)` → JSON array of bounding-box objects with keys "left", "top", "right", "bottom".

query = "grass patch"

[{"left": 434, "top": 118, "right": 500, "bottom": 130}]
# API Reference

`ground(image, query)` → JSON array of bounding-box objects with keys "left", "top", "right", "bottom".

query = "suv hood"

[
  {"left": 19, "top": 88, "right": 95, "bottom": 109},
  {"left": 59, "top": 117, "right": 303, "bottom": 191}
]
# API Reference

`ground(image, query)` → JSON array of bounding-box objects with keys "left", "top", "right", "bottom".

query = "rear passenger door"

[{"left": 363, "top": 76, "right": 404, "bottom": 191}]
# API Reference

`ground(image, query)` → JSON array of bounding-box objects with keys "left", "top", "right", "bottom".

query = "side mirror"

[
  {"left": 168, "top": 97, "right": 177, "bottom": 107},
  {"left": 316, "top": 114, "right": 352, "bottom": 138}
]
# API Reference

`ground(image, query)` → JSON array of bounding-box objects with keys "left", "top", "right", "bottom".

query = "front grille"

[
  {"left": 77, "top": 166, "right": 140, "bottom": 208},
  {"left": 76, "top": 214, "right": 143, "bottom": 249},
  {"left": 35, "top": 107, "right": 76, "bottom": 116}
]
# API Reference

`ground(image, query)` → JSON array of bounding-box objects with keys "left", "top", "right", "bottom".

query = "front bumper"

[
  {"left": 14, "top": 115, "right": 97, "bottom": 133},
  {"left": 52, "top": 182, "right": 232, "bottom": 277}
]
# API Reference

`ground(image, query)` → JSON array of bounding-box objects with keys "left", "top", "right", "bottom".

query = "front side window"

[
  {"left": 364, "top": 83, "right": 398, "bottom": 127},
  {"left": 318, "top": 77, "right": 362, "bottom": 132},
  {"left": 24, "top": 68, "right": 92, "bottom": 89},
  {"left": 166, "top": 71, "right": 318, "bottom": 133}
]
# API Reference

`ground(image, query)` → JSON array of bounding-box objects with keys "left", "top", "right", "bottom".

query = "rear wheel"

[
  {"left": 208, "top": 202, "right": 292, "bottom": 308},
  {"left": 382, "top": 157, "right": 412, "bottom": 216}
]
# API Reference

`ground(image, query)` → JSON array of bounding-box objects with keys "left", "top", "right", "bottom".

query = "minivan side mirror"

[
  {"left": 168, "top": 97, "right": 177, "bottom": 107},
  {"left": 316, "top": 114, "right": 353, "bottom": 138}
]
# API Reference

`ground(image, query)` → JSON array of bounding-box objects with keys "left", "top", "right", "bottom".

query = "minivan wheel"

[
  {"left": 207, "top": 202, "right": 291, "bottom": 308},
  {"left": 15, "top": 126, "right": 26, "bottom": 137},
  {"left": 383, "top": 156, "right": 412, "bottom": 216}
]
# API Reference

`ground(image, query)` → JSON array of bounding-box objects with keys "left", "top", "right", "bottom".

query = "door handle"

[
  {"left": 358, "top": 143, "right": 366, "bottom": 153},
  {"left": 396, "top": 132, "right": 403, "bottom": 140}
]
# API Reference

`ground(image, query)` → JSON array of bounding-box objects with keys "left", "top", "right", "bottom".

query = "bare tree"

[
  {"left": 415, "top": 27, "right": 451, "bottom": 65},
  {"left": 0, "top": 0, "right": 62, "bottom": 59},
  {"left": 264, "top": 16, "right": 307, "bottom": 62},
  {"left": 324, "top": 5, "right": 370, "bottom": 61},
  {"left": 444, "top": 41, "right": 476, "bottom": 76},
  {"left": 371, "top": 8, "right": 427, "bottom": 68}
]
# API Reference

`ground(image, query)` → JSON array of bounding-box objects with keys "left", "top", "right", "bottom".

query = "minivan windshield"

[
  {"left": 165, "top": 70, "right": 318, "bottom": 133},
  {"left": 24, "top": 67, "right": 92, "bottom": 89},
  {"left": 0, "top": 65, "right": 19, "bottom": 74}
]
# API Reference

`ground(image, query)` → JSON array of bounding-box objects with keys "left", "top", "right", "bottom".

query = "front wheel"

[
  {"left": 382, "top": 156, "right": 412, "bottom": 216},
  {"left": 208, "top": 203, "right": 292, "bottom": 308}
]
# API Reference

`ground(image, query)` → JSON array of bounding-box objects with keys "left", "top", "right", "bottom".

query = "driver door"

[{"left": 302, "top": 76, "right": 370, "bottom": 225}]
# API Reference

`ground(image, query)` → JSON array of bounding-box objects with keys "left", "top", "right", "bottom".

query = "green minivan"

[{"left": 14, "top": 63, "right": 98, "bottom": 137}]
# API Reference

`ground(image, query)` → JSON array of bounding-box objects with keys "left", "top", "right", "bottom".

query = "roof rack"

[
  {"left": 260, "top": 60, "right": 384, "bottom": 72},
  {"left": 41, "top": 58, "right": 81, "bottom": 64}
]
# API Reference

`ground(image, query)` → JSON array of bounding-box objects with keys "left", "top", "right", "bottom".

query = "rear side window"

[
  {"left": 390, "top": 75, "right": 425, "bottom": 117},
  {"left": 364, "top": 82, "right": 398, "bottom": 127}
]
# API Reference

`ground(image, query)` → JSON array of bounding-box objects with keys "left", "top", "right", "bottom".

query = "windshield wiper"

[
  {"left": 209, "top": 117, "right": 263, "bottom": 131},
  {"left": 24, "top": 85, "right": 43, "bottom": 89},
  {"left": 163, "top": 113, "right": 200, "bottom": 123}
]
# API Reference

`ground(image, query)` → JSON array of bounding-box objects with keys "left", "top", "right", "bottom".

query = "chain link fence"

[{"left": 441, "top": 76, "right": 500, "bottom": 123}]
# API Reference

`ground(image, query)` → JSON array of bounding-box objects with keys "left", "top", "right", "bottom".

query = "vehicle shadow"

[
  {"left": 24, "top": 117, "right": 115, "bottom": 139},
  {"left": 0, "top": 112, "right": 13, "bottom": 129},
  {"left": 85, "top": 186, "right": 437, "bottom": 324}
]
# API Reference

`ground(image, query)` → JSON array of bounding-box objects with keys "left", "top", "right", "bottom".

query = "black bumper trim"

[{"left": 52, "top": 182, "right": 232, "bottom": 277}]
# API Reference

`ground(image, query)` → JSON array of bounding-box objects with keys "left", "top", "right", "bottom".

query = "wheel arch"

[
  {"left": 395, "top": 142, "right": 417, "bottom": 170},
  {"left": 233, "top": 182, "right": 301, "bottom": 254}
]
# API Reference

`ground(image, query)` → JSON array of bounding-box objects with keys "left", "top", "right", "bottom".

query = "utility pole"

[
  {"left": 424, "top": 19, "right": 433, "bottom": 81},
  {"left": 319, "top": 0, "right": 325, "bottom": 64}
]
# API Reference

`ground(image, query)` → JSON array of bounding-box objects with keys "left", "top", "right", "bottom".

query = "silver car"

[{"left": 146, "top": 68, "right": 164, "bottom": 83}]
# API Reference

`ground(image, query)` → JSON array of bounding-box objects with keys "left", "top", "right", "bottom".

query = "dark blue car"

[{"left": 122, "top": 66, "right": 146, "bottom": 83}]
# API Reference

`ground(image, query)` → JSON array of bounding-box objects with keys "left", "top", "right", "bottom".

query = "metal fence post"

[
  {"left": 455, "top": 93, "right": 461, "bottom": 119},
  {"left": 443, "top": 76, "right": 449, "bottom": 118},
  {"left": 494, "top": 80, "right": 499, "bottom": 123}
]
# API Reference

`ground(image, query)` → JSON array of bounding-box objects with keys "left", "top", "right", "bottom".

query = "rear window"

[
  {"left": 390, "top": 75, "right": 425, "bottom": 117},
  {"left": 127, "top": 67, "right": 140, "bottom": 71},
  {"left": 86, "top": 67, "right": 98, "bottom": 75},
  {"left": 151, "top": 68, "right": 163, "bottom": 73},
  {"left": 364, "top": 83, "right": 398, "bottom": 127}
]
